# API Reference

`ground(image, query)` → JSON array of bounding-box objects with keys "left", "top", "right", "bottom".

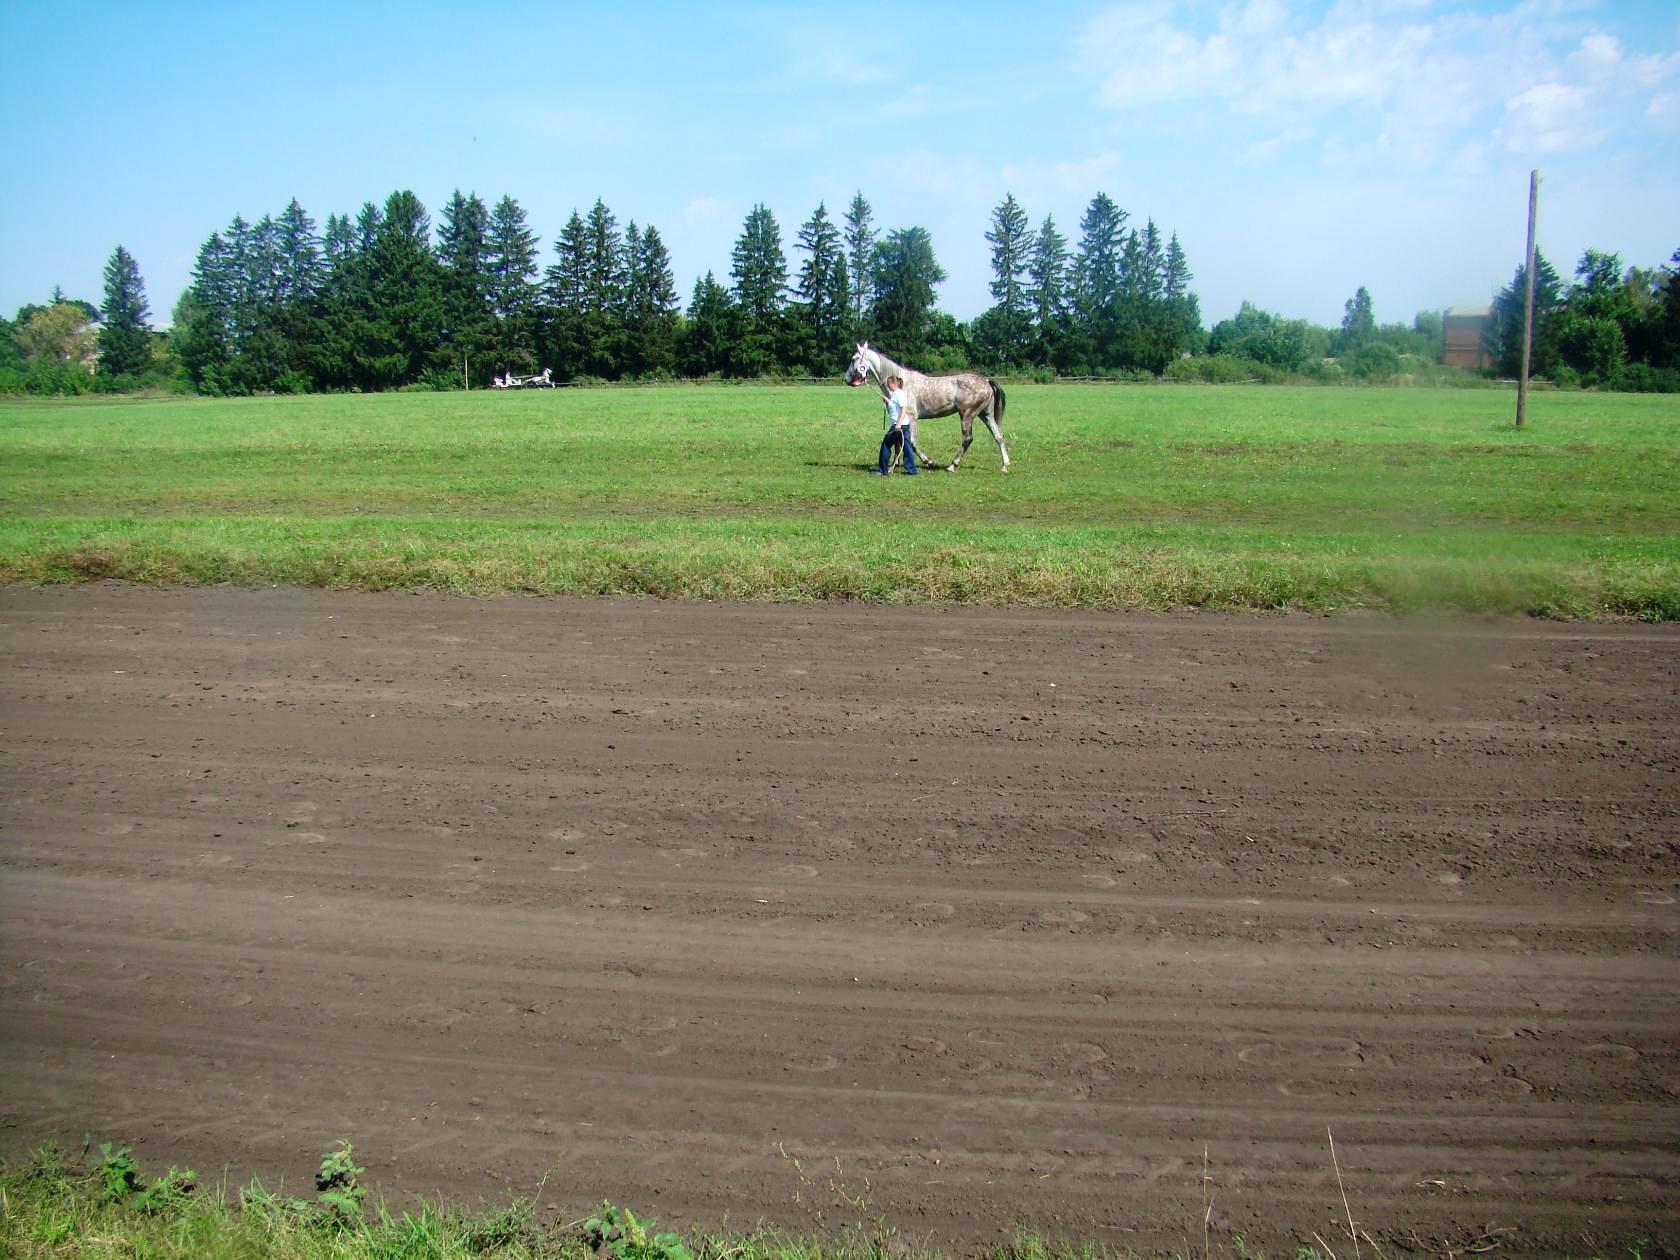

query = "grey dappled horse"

[{"left": 845, "top": 343, "right": 1011, "bottom": 473}]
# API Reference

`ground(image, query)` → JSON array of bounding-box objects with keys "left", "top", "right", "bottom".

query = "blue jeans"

[{"left": 877, "top": 425, "right": 917, "bottom": 474}]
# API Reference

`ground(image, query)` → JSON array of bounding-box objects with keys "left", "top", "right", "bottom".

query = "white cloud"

[
  {"left": 1568, "top": 31, "right": 1622, "bottom": 82},
  {"left": 1240, "top": 126, "right": 1312, "bottom": 164},
  {"left": 1073, "top": 1, "right": 1680, "bottom": 166},
  {"left": 878, "top": 84, "right": 949, "bottom": 120},
  {"left": 1447, "top": 138, "right": 1490, "bottom": 176},
  {"left": 682, "top": 197, "right": 729, "bottom": 223},
  {"left": 761, "top": 13, "right": 887, "bottom": 88},
  {"left": 1078, "top": 2, "right": 1240, "bottom": 108},
  {"left": 1499, "top": 82, "right": 1607, "bottom": 152},
  {"left": 1000, "top": 150, "right": 1122, "bottom": 193}
]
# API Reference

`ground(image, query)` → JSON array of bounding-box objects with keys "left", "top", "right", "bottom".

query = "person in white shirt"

[{"left": 872, "top": 375, "right": 918, "bottom": 476}]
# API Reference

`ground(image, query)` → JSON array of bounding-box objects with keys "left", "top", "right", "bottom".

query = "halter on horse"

[{"left": 845, "top": 343, "right": 1010, "bottom": 473}]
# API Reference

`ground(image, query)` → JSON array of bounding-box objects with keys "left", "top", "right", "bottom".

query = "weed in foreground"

[{"left": 3, "top": 1134, "right": 1657, "bottom": 1260}]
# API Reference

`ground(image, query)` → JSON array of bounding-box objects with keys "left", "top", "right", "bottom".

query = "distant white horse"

[
  {"left": 492, "top": 367, "right": 555, "bottom": 389},
  {"left": 845, "top": 343, "right": 1010, "bottom": 472}
]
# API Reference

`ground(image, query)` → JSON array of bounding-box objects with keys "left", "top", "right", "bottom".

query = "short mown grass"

[{"left": 2, "top": 383, "right": 1675, "bottom": 617}]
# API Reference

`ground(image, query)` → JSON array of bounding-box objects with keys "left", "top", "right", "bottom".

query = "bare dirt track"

[{"left": 2, "top": 584, "right": 1677, "bottom": 1257}]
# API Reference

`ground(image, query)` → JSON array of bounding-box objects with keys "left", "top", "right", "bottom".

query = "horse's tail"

[{"left": 990, "top": 378, "right": 1006, "bottom": 422}]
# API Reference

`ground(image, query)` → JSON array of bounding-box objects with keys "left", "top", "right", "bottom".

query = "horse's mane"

[{"left": 868, "top": 346, "right": 919, "bottom": 378}]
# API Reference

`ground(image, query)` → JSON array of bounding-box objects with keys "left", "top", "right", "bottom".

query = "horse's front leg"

[{"left": 909, "top": 420, "right": 935, "bottom": 469}]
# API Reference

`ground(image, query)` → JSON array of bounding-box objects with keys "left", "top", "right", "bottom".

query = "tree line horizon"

[{"left": 5, "top": 186, "right": 1678, "bottom": 395}]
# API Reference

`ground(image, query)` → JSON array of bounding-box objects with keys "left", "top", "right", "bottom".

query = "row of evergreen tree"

[
  {"left": 159, "top": 185, "right": 1206, "bottom": 392},
  {"left": 10, "top": 189, "right": 1676, "bottom": 394}
]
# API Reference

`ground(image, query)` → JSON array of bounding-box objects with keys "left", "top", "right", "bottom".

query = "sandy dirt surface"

[{"left": 2, "top": 584, "right": 1676, "bottom": 1256}]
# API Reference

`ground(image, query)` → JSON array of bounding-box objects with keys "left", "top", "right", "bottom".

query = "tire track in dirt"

[{"left": 2, "top": 586, "right": 1676, "bottom": 1255}]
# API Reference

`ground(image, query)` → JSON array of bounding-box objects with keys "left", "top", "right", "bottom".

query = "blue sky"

[{"left": 2, "top": 0, "right": 1676, "bottom": 333}]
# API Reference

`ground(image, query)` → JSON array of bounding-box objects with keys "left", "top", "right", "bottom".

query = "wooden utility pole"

[{"left": 1516, "top": 169, "right": 1540, "bottom": 428}]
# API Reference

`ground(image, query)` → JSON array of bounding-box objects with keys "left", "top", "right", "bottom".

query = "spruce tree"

[
  {"left": 180, "top": 232, "right": 235, "bottom": 392},
  {"left": 985, "top": 194, "right": 1030, "bottom": 315},
  {"left": 268, "top": 199, "right": 324, "bottom": 390},
  {"left": 487, "top": 195, "right": 540, "bottom": 375},
  {"left": 623, "top": 223, "right": 679, "bottom": 377},
  {"left": 1115, "top": 219, "right": 1167, "bottom": 372},
  {"left": 543, "top": 210, "right": 592, "bottom": 379},
  {"left": 1073, "top": 193, "right": 1127, "bottom": 369},
  {"left": 731, "top": 204, "right": 787, "bottom": 375},
  {"left": 354, "top": 201, "right": 383, "bottom": 253},
  {"left": 1025, "top": 215, "right": 1069, "bottom": 368},
  {"left": 1162, "top": 232, "right": 1202, "bottom": 360},
  {"left": 361, "top": 189, "right": 447, "bottom": 388},
  {"left": 97, "top": 245, "right": 152, "bottom": 381},
  {"left": 795, "top": 202, "right": 845, "bottom": 372},
  {"left": 581, "top": 199, "right": 625, "bottom": 376},
  {"left": 843, "top": 193, "right": 877, "bottom": 330},
  {"left": 316, "top": 209, "right": 376, "bottom": 392},
  {"left": 437, "top": 189, "right": 494, "bottom": 383},
  {"left": 275, "top": 199, "right": 323, "bottom": 305},
  {"left": 982, "top": 193, "right": 1032, "bottom": 367},
  {"left": 1486, "top": 250, "right": 1564, "bottom": 378},
  {"left": 323, "top": 213, "right": 356, "bottom": 268},
  {"left": 682, "top": 271, "right": 737, "bottom": 377}
]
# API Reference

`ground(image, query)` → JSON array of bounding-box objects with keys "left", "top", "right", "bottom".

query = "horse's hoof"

[{"left": 945, "top": 464, "right": 957, "bottom": 473}]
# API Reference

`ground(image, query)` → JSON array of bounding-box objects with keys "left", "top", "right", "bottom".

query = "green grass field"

[{"left": 2, "top": 382, "right": 1676, "bottom": 618}]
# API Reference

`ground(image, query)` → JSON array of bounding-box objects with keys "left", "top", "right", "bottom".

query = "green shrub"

[
  {"left": 1607, "top": 362, "right": 1680, "bottom": 393},
  {"left": 1347, "top": 342, "right": 1401, "bottom": 381},
  {"left": 1166, "top": 354, "right": 1282, "bottom": 384}
]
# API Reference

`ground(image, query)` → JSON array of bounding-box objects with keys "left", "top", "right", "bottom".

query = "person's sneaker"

[{"left": 870, "top": 469, "right": 888, "bottom": 476}]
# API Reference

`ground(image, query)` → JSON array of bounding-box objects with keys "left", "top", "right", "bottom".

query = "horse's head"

[{"left": 844, "top": 343, "right": 877, "bottom": 387}]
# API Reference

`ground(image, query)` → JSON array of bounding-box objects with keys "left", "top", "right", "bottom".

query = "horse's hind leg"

[
  {"left": 946, "top": 413, "right": 976, "bottom": 472},
  {"left": 981, "top": 406, "right": 1011, "bottom": 472}
]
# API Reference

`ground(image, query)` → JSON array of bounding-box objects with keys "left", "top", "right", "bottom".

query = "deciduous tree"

[
  {"left": 870, "top": 226, "right": 945, "bottom": 361},
  {"left": 15, "top": 301, "right": 97, "bottom": 365},
  {"left": 1335, "top": 286, "right": 1376, "bottom": 355}
]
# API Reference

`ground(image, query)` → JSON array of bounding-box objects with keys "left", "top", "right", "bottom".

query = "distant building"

[{"left": 1442, "top": 306, "right": 1492, "bottom": 370}]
